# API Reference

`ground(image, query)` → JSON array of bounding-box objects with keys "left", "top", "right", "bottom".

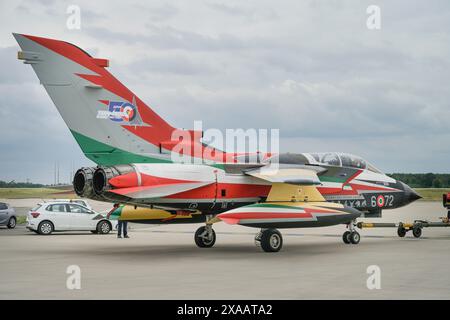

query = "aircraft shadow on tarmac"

[
  {"left": 44, "top": 243, "right": 362, "bottom": 260},
  {"left": 5, "top": 226, "right": 450, "bottom": 241},
  {"left": 29, "top": 234, "right": 450, "bottom": 262}
]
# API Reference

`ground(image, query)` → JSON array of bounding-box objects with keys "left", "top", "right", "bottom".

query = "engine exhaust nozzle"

[
  {"left": 92, "top": 165, "right": 135, "bottom": 195},
  {"left": 73, "top": 167, "right": 95, "bottom": 198}
]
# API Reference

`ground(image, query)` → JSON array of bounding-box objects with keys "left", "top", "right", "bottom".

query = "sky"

[{"left": 1, "top": 0, "right": 450, "bottom": 184}]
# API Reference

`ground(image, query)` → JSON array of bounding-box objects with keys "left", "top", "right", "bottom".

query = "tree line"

[
  {"left": 0, "top": 180, "right": 46, "bottom": 188},
  {"left": 387, "top": 173, "right": 450, "bottom": 188}
]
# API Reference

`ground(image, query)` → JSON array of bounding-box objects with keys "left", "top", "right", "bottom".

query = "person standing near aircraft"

[{"left": 107, "top": 204, "right": 129, "bottom": 238}]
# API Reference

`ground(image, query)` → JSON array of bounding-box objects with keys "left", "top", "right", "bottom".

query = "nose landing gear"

[{"left": 343, "top": 221, "right": 360, "bottom": 244}]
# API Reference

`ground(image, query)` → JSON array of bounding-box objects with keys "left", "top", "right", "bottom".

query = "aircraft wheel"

[
  {"left": 397, "top": 227, "right": 407, "bottom": 238},
  {"left": 260, "top": 229, "right": 283, "bottom": 252},
  {"left": 412, "top": 226, "right": 422, "bottom": 238},
  {"left": 342, "top": 231, "right": 351, "bottom": 244},
  {"left": 194, "top": 226, "right": 216, "bottom": 248},
  {"left": 254, "top": 231, "right": 262, "bottom": 247},
  {"left": 349, "top": 231, "right": 360, "bottom": 244}
]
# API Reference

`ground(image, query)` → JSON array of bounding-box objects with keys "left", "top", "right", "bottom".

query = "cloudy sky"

[{"left": 1, "top": 0, "right": 450, "bottom": 184}]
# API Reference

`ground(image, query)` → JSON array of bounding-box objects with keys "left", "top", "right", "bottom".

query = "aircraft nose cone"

[{"left": 401, "top": 182, "right": 422, "bottom": 203}]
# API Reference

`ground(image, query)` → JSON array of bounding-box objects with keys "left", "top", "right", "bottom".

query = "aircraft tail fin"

[{"left": 14, "top": 33, "right": 176, "bottom": 165}]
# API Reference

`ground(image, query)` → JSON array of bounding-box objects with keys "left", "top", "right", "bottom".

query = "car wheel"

[
  {"left": 38, "top": 221, "right": 54, "bottom": 235},
  {"left": 7, "top": 217, "right": 16, "bottom": 229},
  {"left": 97, "top": 221, "right": 111, "bottom": 234}
]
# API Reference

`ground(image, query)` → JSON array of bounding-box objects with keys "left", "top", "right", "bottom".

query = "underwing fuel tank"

[
  {"left": 109, "top": 205, "right": 206, "bottom": 224},
  {"left": 218, "top": 202, "right": 361, "bottom": 229}
]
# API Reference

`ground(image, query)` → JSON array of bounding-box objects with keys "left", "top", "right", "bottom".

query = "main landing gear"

[
  {"left": 194, "top": 215, "right": 217, "bottom": 248},
  {"left": 342, "top": 221, "right": 360, "bottom": 245},
  {"left": 255, "top": 229, "right": 283, "bottom": 252}
]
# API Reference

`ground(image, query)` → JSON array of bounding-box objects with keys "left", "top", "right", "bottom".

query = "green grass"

[
  {"left": 0, "top": 187, "right": 75, "bottom": 199},
  {"left": 415, "top": 188, "right": 450, "bottom": 201},
  {"left": 16, "top": 216, "right": 27, "bottom": 225}
]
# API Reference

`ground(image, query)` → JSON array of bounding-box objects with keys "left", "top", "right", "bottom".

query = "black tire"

[
  {"left": 397, "top": 227, "right": 406, "bottom": 238},
  {"left": 7, "top": 217, "right": 16, "bottom": 229},
  {"left": 97, "top": 221, "right": 111, "bottom": 234},
  {"left": 412, "top": 227, "right": 422, "bottom": 238},
  {"left": 342, "top": 231, "right": 351, "bottom": 244},
  {"left": 260, "top": 229, "right": 283, "bottom": 252},
  {"left": 194, "top": 226, "right": 216, "bottom": 248},
  {"left": 349, "top": 231, "right": 360, "bottom": 244},
  {"left": 38, "top": 221, "right": 54, "bottom": 235}
]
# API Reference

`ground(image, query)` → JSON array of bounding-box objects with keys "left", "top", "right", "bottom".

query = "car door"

[
  {"left": 0, "top": 202, "right": 8, "bottom": 225},
  {"left": 45, "top": 204, "right": 71, "bottom": 230},
  {"left": 67, "top": 204, "right": 96, "bottom": 230}
]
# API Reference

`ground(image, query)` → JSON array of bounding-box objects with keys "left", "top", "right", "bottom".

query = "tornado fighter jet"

[{"left": 14, "top": 33, "right": 421, "bottom": 252}]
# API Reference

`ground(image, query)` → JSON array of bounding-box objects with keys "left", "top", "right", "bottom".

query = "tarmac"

[{"left": 0, "top": 200, "right": 449, "bottom": 299}]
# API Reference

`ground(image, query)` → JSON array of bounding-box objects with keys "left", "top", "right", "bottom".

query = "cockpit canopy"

[{"left": 271, "top": 152, "right": 382, "bottom": 173}]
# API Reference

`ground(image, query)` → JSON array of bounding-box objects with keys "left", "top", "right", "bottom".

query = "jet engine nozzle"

[
  {"left": 73, "top": 167, "right": 96, "bottom": 198},
  {"left": 92, "top": 165, "right": 135, "bottom": 196}
]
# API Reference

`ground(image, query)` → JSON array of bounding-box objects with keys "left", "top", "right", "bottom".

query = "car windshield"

[{"left": 73, "top": 200, "right": 87, "bottom": 207}]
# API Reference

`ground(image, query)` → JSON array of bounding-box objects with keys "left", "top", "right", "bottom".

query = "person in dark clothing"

[
  {"left": 107, "top": 203, "right": 129, "bottom": 239},
  {"left": 117, "top": 220, "right": 129, "bottom": 239}
]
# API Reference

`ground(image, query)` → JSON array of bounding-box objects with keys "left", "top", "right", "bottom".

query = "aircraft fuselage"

[{"left": 75, "top": 152, "right": 420, "bottom": 219}]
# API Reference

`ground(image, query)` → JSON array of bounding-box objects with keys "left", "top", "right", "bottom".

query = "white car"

[
  {"left": 26, "top": 201, "right": 117, "bottom": 235},
  {"left": 52, "top": 199, "right": 92, "bottom": 210}
]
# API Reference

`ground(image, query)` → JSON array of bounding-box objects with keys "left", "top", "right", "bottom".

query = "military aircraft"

[{"left": 14, "top": 33, "right": 421, "bottom": 252}]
